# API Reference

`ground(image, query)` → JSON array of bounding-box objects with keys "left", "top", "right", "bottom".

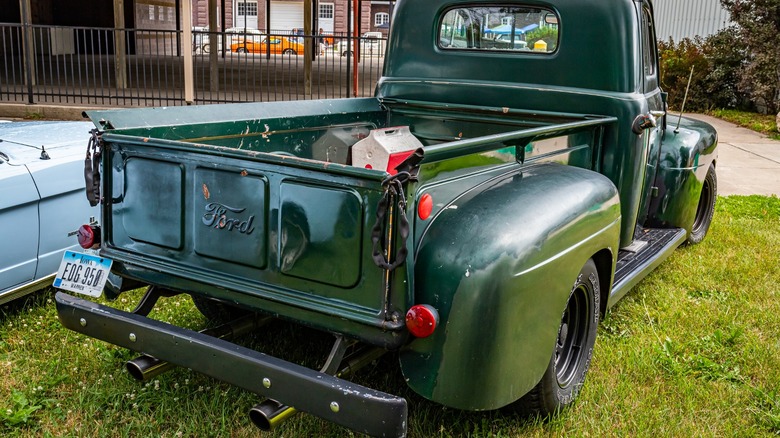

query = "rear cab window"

[{"left": 439, "top": 5, "right": 559, "bottom": 54}]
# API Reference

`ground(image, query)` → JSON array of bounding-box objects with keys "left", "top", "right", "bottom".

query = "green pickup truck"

[{"left": 55, "top": 0, "right": 718, "bottom": 436}]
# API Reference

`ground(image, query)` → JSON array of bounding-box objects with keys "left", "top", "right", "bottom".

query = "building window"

[
  {"left": 238, "top": 2, "right": 258, "bottom": 16},
  {"left": 375, "top": 12, "right": 389, "bottom": 26},
  {"left": 320, "top": 4, "right": 334, "bottom": 19}
]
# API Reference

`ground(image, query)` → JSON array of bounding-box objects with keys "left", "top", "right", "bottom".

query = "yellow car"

[{"left": 231, "top": 36, "right": 304, "bottom": 55}]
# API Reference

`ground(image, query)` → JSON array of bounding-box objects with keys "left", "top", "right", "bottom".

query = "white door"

[
  {"left": 235, "top": 1, "right": 259, "bottom": 29},
  {"left": 318, "top": 3, "right": 334, "bottom": 33},
  {"left": 271, "top": 2, "right": 304, "bottom": 34}
]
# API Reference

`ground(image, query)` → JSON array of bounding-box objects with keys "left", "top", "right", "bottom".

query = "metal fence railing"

[{"left": 0, "top": 23, "right": 386, "bottom": 108}]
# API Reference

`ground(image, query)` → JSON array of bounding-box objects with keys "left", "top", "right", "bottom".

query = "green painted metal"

[
  {"left": 401, "top": 163, "right": 621, "bottom": 410},
  {"left": 645, "top": 116, "right": 719, "bottom": 233},
  {"left": 62, "top": 0, "right": 720, "bottom": 427}
]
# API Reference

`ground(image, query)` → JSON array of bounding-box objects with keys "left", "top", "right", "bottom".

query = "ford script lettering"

[{"left": 202, "top": 202, "right": 255, "bottom": 234}]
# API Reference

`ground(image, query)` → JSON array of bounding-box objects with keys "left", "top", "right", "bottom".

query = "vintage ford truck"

[{"left": 55, "top": 0, "right": 718, "bottom": 436}]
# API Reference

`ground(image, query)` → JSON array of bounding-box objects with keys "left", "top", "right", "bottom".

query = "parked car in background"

[
  {"left": 225, "top": 27, "right": 263, "bottom": 49},
  {"left": 0, "top": 121, "right": 98, "bottom": 305},
  {"left": 231, "top": 36, "right": 304, "bottom": 55},
  {"left": 193, "top": 27, "right": 263, "bottom": 54},
  {"left": 493, "top": 33, "right": 529, "bottom": 50},
  {"left": 335, "top": 31, "right": 385, "bottom": 57}
]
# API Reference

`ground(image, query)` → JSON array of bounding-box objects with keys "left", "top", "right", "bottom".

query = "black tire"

[
  {"left": 236, "top": 47, "right": 247, "bottom": 54},
  {"left": 191, "top": 294, "right": 249, "bottom": 323},
  {"left": 687, "top": 163, "right": 717, "bottom": 244},
  {"left": 282, "top": 48, "right": 297, "bottom": 55},
  {"left": 341, "top": 50, "right": 352, "bottom": 57},
  {"left": 508, "top": 259, "right": 600, "bottom": 416},
  {"left": 202, "top": 43, "right": 210, "bottom": 54}
]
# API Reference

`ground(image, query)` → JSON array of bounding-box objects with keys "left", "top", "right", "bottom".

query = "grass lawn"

[{"left": 2, "top": 195, "right": 779, "bottom": 437}]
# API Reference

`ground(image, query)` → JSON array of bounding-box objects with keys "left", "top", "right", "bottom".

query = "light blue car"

[{"left": 0, "top": 120, "right": 98, "bottom": 305}]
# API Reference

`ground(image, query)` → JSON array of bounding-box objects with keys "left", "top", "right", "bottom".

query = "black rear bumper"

[{"left": 55, "top": 292, "right": 407, "bottom": 437}]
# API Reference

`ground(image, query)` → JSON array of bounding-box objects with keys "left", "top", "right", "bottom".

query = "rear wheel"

[
  {"left": 687, "top": 163, "right": 717, "bottom": 244},
  {"left": 236, "top": 47, "right": 247, "bottom": 53},
  {"left": 508, "top": 259, "right": 600, "bottom": 416},
  {"left": 282, "top": 48, "right": 297, "bottom": 55},
  {"left": 191, "top": 295, "right": 249, "bottom": 324}
]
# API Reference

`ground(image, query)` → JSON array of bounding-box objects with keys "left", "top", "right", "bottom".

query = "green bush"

[
  {"left": 658, "top": 29, "right": 752, "bottom": 112},
  {"left": 658, "top": 37, "right": 710, "bottom": 111},
  {"left": 526, "top": 27, "right": 558, "bottom": 51},
  {"left": 702, "top": 28, "right": 747, "bottom": 110}
]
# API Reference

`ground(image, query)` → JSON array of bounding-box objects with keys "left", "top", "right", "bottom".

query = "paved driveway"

[{"left": 683, "top": 113, "right": 780, "bottom": 196}]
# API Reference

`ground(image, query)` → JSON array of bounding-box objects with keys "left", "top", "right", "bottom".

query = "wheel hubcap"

[{"left": 555, "top": 285, "right": 591, "bottom": 388}]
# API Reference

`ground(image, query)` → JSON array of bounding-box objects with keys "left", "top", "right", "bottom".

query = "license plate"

[{"left": 53, "top": 250, "right": 113, "bottom": 297}]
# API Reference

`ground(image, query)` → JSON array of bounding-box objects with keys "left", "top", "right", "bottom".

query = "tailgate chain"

[
  {"left": 371, "top": 171, "right": 415, "bottom": 271},
  {"left": 84, "top": 128, "right": 103, "bottom": 207}
]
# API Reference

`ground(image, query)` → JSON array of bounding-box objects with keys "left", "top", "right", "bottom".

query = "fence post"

[
  {"left": 113, "top": 0, "right": 128, "bottom": 89},
  {"left": 304, "top": 0, "right": 312, "bottom": 97},
  {"left": 208, "top": 0, "right": 219, "bottom": 93},
  {"left": 19, "top": 0, "right": 35, "bottom": 103},
  {"left": 182, "top": 0, "right": 195, "bottom": 103}
]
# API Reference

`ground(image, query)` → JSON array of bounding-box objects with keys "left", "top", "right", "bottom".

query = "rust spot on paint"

[
  {"left": 202, "top": 183, "right": 210, "bottom": 200},
  {"left": 240, "top": 169, "right": 248, "bottom": 177}
]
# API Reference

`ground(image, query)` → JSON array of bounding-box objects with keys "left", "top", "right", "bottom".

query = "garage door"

[{"left": 271, "top": 2, "right": 303, "bottom": 34}]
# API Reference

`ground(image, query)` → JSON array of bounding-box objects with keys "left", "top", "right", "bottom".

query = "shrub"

[
  {"left": 720, "top": 0, "right": 780, "bottom": 114},
  {"left": 702, "top": 28, "right": 747, "bottom": 110},
  {"left": 526, "top": 27, "right": 558, "bottom": 51},
  {"left": 658, "top": 29, "right": 753, "bottom": 112},
  {"left": 658, "top": 37, "right": 711, "bottom": 111}
]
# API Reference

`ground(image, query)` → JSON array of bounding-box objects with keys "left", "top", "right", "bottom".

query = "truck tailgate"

[{"left": 100, "top": 133, "right": 402, "bottom": 339}]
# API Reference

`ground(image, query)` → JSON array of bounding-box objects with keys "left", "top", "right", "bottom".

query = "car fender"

[
  {"left": 400, "top": 162, "right": 621, "bottom": 410},
  {"left": 646, "top": 116, "right": 718, "bottom": 232}
]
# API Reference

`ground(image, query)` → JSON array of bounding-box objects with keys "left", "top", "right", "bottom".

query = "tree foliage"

[
  {"left": 658, "top": 37, "right": 710, "bottom": 111},
  {"left": 658, "top": 31, "right": 745, "bottom": 112},
  {"left": 720, "top": 0, "right": 780, "bottom": 114},
  {"left": 525, "top": 27, "right": 558, "bottom": 51},
  {"left": 658, "top": 1, "right": 779, "bottom": 114}
]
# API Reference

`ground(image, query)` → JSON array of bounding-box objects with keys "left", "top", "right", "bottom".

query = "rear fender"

[
  {"left": 646, "top": 116, "right": 718, "bottom": 232},
  {"left": 401, "top": 163, "right": 620, "bottom": 410}
]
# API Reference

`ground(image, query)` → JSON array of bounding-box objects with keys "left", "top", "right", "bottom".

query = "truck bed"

[{"left": 87, "top": 98, "right": 614, "bottom": 348}]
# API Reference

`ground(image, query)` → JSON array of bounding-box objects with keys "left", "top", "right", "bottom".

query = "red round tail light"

[
  {"left": 417, "top": 193, "right": 433, "bottom": 220},
  {"left": 77, "top": 224, "right": 100, "bottom": 249},
  {"left": 405, "top": 304, "right": 439, "bottom": 338}
]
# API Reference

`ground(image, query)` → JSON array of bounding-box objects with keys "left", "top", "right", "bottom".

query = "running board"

[{"left": 608, "top": 227, "right": 687, "bottom": 307}]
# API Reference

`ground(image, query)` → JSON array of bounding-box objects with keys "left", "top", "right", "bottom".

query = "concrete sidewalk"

[{"left": 683, "top": 113, "right": 780, "bottom": 197}]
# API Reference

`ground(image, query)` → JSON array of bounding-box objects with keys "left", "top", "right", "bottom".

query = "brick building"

[{"left": 190, "top": 0, "right": 396, "bottom": 36}]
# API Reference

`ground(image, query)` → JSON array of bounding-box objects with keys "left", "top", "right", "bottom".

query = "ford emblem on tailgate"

[{"left": 202, "top": 202, "right": 255, "bottom": 234}]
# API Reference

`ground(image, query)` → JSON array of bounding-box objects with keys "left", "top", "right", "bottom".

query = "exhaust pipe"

[
  {"left": 247, "top": 345, "right": 387, "bottom": 430},
  {"left": 249, "top": 400, "right": 297, "bottom": 431},
  {"left": 126, "top": 355, "right": 175, "bottom": 381},
  {"left": 126, "top": 314, "right": 272, "bottom": 381}
]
